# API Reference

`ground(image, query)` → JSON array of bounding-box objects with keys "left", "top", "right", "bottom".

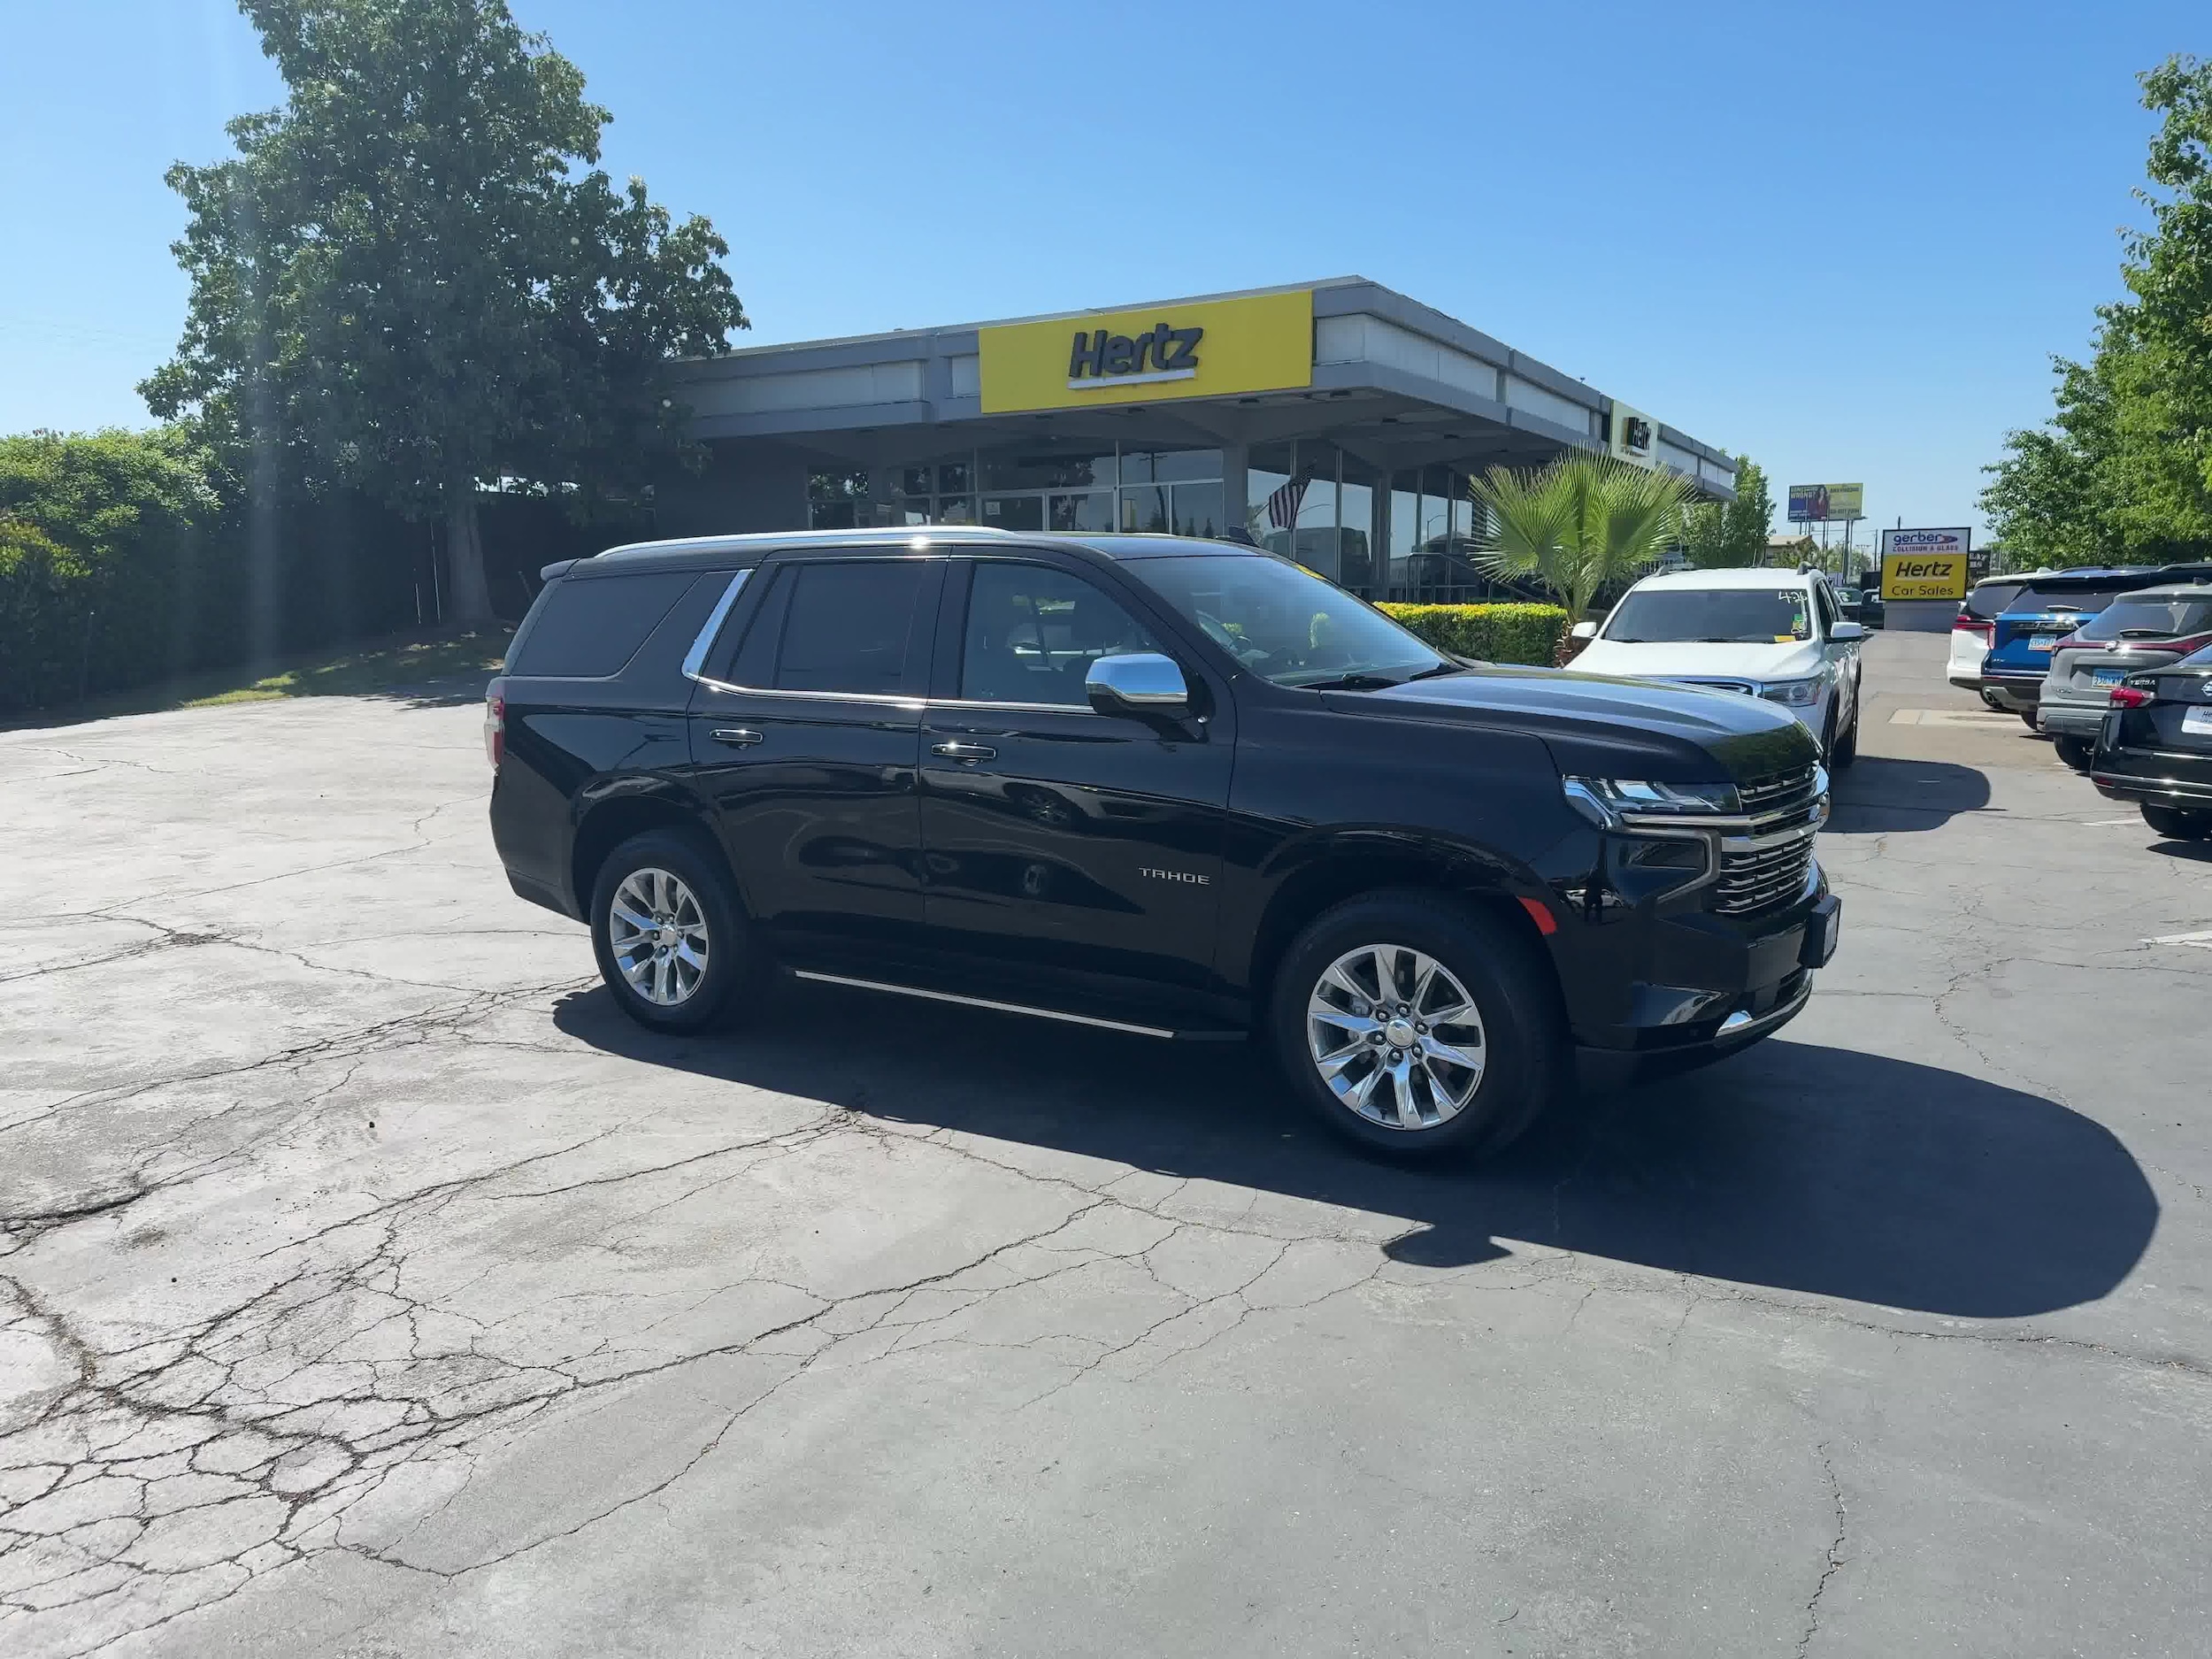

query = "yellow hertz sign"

[
  {"left": 1882, "top": 549, "right": 1970, "bottom": 601},
  {"left": 977, "top": 289, "right": 1314, "bottom": 414}
]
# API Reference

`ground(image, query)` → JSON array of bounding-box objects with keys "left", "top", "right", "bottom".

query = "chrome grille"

[
  {"left": 1714, "top": 834, "right": 1816, "bottom": 916},
  {"left": 1739, "top": 764, "right": 1817, "bottom": 814}
]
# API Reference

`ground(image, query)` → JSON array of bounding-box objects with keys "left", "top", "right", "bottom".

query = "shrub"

[
  {"left": 0, "top": 428, "right": 236, "bottom": 715},
  {"left": 1379, "top": 602, "right": 1571, "bottom": 666}
]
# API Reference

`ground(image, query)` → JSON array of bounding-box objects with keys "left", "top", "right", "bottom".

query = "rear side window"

[
  {"left": 509, "top": 572, "right": 697, "bottom": 677},
  {"left": 2076, "top": 595, "right": 2212, "bottom": 641},
  {"left": 772, "top": 561, "right": 929, "bottom": 695},
  {"left": 1964, "top": 583, "right": 2024, "bottom": 620}
]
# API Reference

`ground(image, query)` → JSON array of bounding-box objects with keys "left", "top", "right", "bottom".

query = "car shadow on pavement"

[
  {"left": 553, "top": 984, "right": 2153, "bottom": 1320},
  {"left": 1827, "top": 755, "right": 1991, "bottom": 834},
  {"left": 2147, "top": 837, "right": 2212, "bottom": 864}
]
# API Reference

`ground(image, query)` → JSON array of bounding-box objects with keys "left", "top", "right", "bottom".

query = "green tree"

[
  {"left": 1678, "top": 454, "right": 1773, "bottom": 568},
  {"left": 1982, "top": 56, "right": 2212, "bottom": 567},
  {"left": 1467, "top": 454, "right": 1696, "bottom": 621},
  {"left": 142, "top": 0, "right": 748, "bottom": 622}
]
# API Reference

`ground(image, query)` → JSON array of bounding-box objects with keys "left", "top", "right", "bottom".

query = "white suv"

[{"left": 1570, "top": 568, "right": 1867, "bottom": 763}]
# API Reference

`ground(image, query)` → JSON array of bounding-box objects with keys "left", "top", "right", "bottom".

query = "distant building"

[{"left": 1766, "top": 534, "right": 1817, "bottom": 566}]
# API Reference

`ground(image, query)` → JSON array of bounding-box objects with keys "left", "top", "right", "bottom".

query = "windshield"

[
  {"left": 1125, "top": 553, "right": 1448, "bottom": 687},
  {"left": 1601, "top": 586, "right": 1814, "bottom": 644},
  {"left": 2074, "top": 595, "right": 2212, "bottom": 641}
]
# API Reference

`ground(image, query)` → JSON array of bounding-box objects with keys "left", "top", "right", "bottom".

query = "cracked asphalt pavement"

[{"left": 4, "top": 633, "right": 2208, "bottom": 1656}]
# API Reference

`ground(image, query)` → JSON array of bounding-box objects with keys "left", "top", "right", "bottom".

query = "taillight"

[
  {"left": 1954, "top": 615, "right": 1993, "bottom": 637},
  {"left": 2109, "top": 686, "right": 2154, "bottom": 710},
  {"left": 484, "top": 679, "right": 506, "bottom": 768},
  {"left": 2150, "top": 632, "right": 2212, "bottom": 657}
]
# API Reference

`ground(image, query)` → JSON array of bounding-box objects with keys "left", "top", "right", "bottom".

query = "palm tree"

[{"left": 1467, "top": 454, "right": 1696, "bottom": 624}]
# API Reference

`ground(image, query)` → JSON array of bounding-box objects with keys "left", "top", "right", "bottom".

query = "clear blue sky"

[{"left": 2, "top": 0, "right": 2200, "bottom": 546}]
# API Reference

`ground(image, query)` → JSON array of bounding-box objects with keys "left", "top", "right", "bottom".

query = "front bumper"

[{"left": 1566, "top": 871, "right": 1838, "bottom": 1073}]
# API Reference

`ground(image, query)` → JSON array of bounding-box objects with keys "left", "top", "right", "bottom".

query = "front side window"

[
  {"left": 772, "top": 561, "right": 928, "bottom": 695},
  {"left": 1603, "top": 586, "right": 1814, "bottom": 644},
  {"left": 960, "top": 564, "right": 1163, "bottom": 706},
  {"left": 1127, "top": 553, "right": 1447, "bottom": 688}
]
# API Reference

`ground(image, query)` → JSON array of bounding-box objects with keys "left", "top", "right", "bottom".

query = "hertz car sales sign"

[
  {"left": 977, "top": 289, "right": 1314, "bottom": 414},
  {"left": 1879, "top": 527, "right": 1971, "bottom": 601}
]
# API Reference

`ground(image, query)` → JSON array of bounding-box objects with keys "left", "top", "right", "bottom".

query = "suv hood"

[
  {"left": 1569, "top": 639, "right": 1826, "bottom": 682},
  {"left": 1323, "top": 664, "right": 1819, "bottom": 784}
]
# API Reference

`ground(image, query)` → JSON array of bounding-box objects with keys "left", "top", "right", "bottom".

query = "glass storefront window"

[
  {"left": 1121, "top": 486, "right": 1171, "bottom": 534},
  {"left": 935, "top": 497, "right": 976, "bottom": 525},
  {"left": 1292, "top": 445, "right": 1340, "bottom": 581},
  {"left": 1120, "top": 448, "right": 1221, "bottom": 485},
  {"left": 1248, "top": 443, "right": 1296, "bottom": 559},
  {"left": 1171, "top": 481, "right": 1225, "bottom": 539},
  {"left": 938, "top": 460, "right": 972, "bottom": 495},
  {"left": 1049, "top": 491, "right": 1117, "bottom": 533},
  {"left": 898, "top": 466, "right": 933, "bottom": 498},
  {"left": 979, "top": 448, "right": 1116, "bottom": 491},
  {"left": 1339, "top": 455, "right": 1377, "bottom": 595},
  {"left": 980, "top": 495, "right": 1044, "bottom": 532}
]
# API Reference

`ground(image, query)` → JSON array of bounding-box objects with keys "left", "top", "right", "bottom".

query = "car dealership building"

[{"left": 657, "top": 278, "right": 1736, "bottom": 603}]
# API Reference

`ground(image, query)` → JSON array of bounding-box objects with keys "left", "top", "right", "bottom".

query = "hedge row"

[
  {"left": 0, "top": 428, "right": 647, "bottom": 718},
  {"left": 1378, "top": 602, "right": 1571, "bottom": 666}
]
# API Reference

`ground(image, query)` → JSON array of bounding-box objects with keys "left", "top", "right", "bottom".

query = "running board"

[{"left": 788, "top": 969, "right": 1185, "bottom": 1040}]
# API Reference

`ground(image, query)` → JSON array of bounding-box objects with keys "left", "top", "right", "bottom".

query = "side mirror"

[
  {"left": 1829, "top": 621, "right": 1867, "bottom": 642},
  {"left": 1087, "top": 652, "right": 1189, "bottom": 716},
  {"left": 1570, "top": 620, "right": 1599, "bottom": 641}
]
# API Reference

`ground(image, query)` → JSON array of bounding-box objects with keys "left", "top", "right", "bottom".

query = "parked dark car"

[
  {"left": 1833, "top": 586, "right": 1886, "bottom": 629},
  {"left": 2038, "top": 585, "right": 2212, "bottom": 769},
  {"left": 2090, "top": 639, "right": 2212, "bottom": 840},
  {"left": 1981, "top": 569, "right": 2163, "bottom": 725},
  {"left": 487, "top": 529, "right": 1837, "bottom": 1159}
]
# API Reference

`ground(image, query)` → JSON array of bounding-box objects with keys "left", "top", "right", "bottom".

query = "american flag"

[{"left": 1265, "top": 473, "right": 1309, "bottom": 531}]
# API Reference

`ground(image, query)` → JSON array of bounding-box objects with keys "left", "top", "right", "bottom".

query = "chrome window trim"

[
  {"left": 691, "top": 677, "right": 925, "bottom": 710},
  {"left": 680, "top": 570, "right": 752, "bottom": 682},
  {"left": 927, "top": 695, "right": 1104, "bottom": 717}
]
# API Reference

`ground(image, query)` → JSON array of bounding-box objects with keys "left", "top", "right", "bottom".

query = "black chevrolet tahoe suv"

[{"left": 488, "top": 529, "right": 1839, "bottom": 1158}]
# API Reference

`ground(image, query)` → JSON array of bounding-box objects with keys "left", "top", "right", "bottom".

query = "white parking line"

[
  {"left": 2144, "top": 930, "right": 2212, "bottom": 950},
  {"left": 1886, "top": 709, "right": 2024, "bottom": 726}
]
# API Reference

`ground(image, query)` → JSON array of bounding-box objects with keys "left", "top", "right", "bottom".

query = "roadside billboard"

[
  {"left": 1879, "top": 526, "right": 1972, "bottom": 601},
  {"left": 1787, "top": 482, "right": 1864, "bottom": 522}
]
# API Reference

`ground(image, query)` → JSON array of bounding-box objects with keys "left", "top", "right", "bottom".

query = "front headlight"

[
  {"left": 1563, "top": 776, "right": 1740, "bottom": 827},
  {"left": 1758, "top": 677, "right": 1824, "bottom": 707}
]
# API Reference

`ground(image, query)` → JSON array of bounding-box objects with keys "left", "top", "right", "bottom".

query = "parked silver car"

[{"left": 2039, "top": 584, "right": 2212, "bottom": 768}]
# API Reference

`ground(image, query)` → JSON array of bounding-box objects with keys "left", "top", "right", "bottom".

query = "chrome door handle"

[
  {"left": 710, "top": 726, "right": 764, "bottom": 747},
  {"left": 931, "top": 741, "right": 997, "bottom": 762}
]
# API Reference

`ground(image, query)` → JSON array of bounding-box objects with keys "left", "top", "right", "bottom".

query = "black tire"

[
  {"left": 2142, "top": 803, "right": 2212, "bottom": 841},
  {"left": 2053, "top": 734, "right": 2093, "bottom": 772},
  {"left": 1830, "top": 704, "right": 1858, "bottom": 767},
  {"left": 589, "top": 828, "right": 764, "bottom": 1033},
  {"left": 1268, "top": 891, "right": 1565, "bottom": 1160},
  {"left": 2020, "top": 710, "right": 2041, "bottom": 731}
]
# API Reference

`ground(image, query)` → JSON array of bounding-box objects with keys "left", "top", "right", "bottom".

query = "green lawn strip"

[{"left": 6, "top": 626, "right": 515, "bottom": 728}]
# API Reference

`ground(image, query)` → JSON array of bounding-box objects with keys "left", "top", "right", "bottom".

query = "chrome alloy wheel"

[
  {"left": 1305, "top": 943, "right": 1486, "bottom": 1132},
  {"left": 607, "top": 867, "right": 710, "bottom": 1007}
]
